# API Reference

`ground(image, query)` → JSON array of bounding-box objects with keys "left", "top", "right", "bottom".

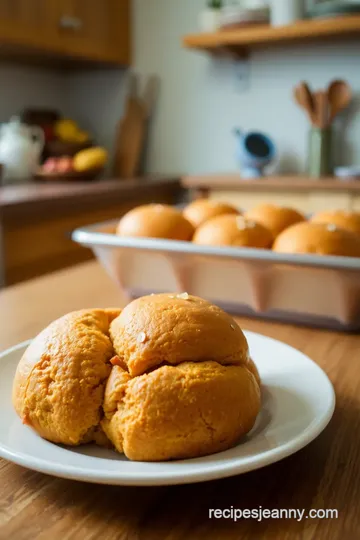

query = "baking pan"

[{"left": 72, "top": 220, "right": 360, "bottom": 331}]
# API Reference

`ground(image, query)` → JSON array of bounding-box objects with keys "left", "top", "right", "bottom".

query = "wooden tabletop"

[{"left": 0, "top": 261, "right": 359, "bottom": 540}]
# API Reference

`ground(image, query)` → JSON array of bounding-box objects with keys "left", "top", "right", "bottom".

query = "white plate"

[{"left": 0, "top": 332, "right": 335, "bottom": 486}]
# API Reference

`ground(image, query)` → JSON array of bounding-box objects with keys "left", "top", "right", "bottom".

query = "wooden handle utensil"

[
  {"left": 294, "top": 81, "right": 315, "bottom": 125},
  {"left": 313, "top": 90, "right": 329, "bottom": 129},
  {"left": 327, "top": 79, "right": 352, "bottom": 124}
]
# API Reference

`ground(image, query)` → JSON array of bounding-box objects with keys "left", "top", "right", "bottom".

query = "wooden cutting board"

[
  {"left": 138, "top": 75, "right": 160, "bottom": 175},
  {"left": 113, "top": 74, "right": 159, "bottom": 179},
  {"left": 113, "top": 74, "right": 147, "bottom": 179}
]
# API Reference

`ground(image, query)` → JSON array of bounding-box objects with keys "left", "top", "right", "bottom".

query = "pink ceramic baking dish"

[{"left": 72, "top": 219, "right": 360, "bottom": 331}]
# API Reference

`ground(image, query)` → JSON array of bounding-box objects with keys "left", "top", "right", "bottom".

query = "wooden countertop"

[
  {"left": 1, "top": 261, "right": 359, "bottom": 539},
  {"left": 183, "top": 174, "right": 360, "bottom": 192},
  {"left": 0, "top": 176, "right": 182, "bottom": 216}
]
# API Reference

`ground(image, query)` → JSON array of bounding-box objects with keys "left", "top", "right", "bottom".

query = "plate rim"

[{"left": 0, "top": 333, "right": 336, "bottom": 486}]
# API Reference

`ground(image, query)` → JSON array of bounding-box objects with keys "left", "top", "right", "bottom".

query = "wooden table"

[{"left": 0, "top": 261, "right": 359, "bottom": 540}]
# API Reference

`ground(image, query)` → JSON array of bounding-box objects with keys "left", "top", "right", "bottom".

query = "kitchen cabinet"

[
  {"left": 0, "top": 0, "right": 58, "bottom": 52},
  {"left": 58, "top": 0, "right": 131, "bottom": 65},
  {"left": 0, "top": 0, "right": 131, "bottom": 66}
]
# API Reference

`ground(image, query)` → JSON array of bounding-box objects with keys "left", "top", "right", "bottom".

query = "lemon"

[{"left": 73, "top": 147, "right": 108, "bottom": 172}]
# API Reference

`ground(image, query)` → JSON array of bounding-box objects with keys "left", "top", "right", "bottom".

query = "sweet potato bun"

[
  {"left": 12, "top": 309, "right": 120, "bottom": 446},
  {"left": 311, "top": 210, "right": 360, "bottom": 237},
  {"left": 245, "top": 204, "right": 306, "bottom": 238},
  {"left": 183, "top": 199, "right": 240, "bottom": 229},
  {"left": 102, "top": 360, "right": 260, "bottom": 462},
  {"left": 192, "top": 214, "right": 273, "bottom": 248},
  {"left": 116, "top": 204, "right": 194, "bottom": 241},
  {"left": 13, "top": 296, "right": 261, "bottom": 462},
  {"left": 273, "top": 221, "right": 360, "bottom": 257},
  {"left": 109, "top": 293, "right": 251, "bottom": 376},
  {"left": 105, "top": 293, "right": 260, "bottom": 461}
]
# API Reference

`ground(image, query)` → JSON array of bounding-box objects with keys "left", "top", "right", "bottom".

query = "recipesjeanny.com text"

[{"left": 209, "top": 507, "right": 339, "bottom": 523}]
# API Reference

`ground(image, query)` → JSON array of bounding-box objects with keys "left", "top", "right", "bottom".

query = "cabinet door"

[
  {"left": 58, "top": 0, "right": 131, "bottom": 65},
  {"left": 0, "top": 0, "right": 58, "bottom": 51}
]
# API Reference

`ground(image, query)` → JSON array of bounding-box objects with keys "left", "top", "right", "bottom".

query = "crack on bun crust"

[{"left": 12, "top": 297, "right": 261, "bottom": 462}]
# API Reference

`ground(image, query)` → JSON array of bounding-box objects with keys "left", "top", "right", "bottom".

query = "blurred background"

[{"left": 1, "top": 0, "right": 360, "bottom": 290}]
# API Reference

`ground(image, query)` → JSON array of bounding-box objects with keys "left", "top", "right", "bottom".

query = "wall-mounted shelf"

[{"left": 183, "top": 15, "right": 360, "bottom": 57}]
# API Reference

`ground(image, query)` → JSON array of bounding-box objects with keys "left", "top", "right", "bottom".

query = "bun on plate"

[
  {"left": 13, "top": 296, "right": 261, "bottom": 462},
  {"left": 12, "top": 309, "right": 120, "bottom": 446},
  {"left": 104, "top": 294, "right": 260, "bottom": 461}
]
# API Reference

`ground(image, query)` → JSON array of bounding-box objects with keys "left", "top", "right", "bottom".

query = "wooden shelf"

[
  {"left": 182, "top": 174, "right": 360, "bottom": 193},
  {"left": 183, "top": 15, "right": 360, "bottom": 56}
]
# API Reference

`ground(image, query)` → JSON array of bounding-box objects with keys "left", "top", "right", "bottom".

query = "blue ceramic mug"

[{"left": 234, "top": 128, "right": 276, "bottom": 178}]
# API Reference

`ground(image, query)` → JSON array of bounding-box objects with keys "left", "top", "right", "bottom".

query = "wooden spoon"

[
  {"left": 294, "top": 81, "right": 315, "bottom": 125},
  {"left": 327, "top": 79, "right": 352, "bottom": 124}
]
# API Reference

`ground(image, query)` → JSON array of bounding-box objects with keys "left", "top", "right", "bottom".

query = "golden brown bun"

[
  {"left": 110, "top": 293, "right": 250, "bottom": 376},
  {"left": 13, "top": 297, "right": 261, "bottom": 462},
  {"left": 245, "top": 204, "right": 306, "bottom": 238},
  {"left": 102, "top": 361, "right": 260, "bottom": 462},
  {"left": 248, "top": 357, "right": 261, "bottom": 387},
  {"left": 192, "top": 214, "right": 273, "bottom": 248},
  {"left": 273, "top": 221, "right": 360, "bottom": 257},
  {"left": 183, "top": 199, "right": 240, "bottom": 229},
  {"left": 311, "top": 210, "right": 360, "bottom": 236},
  {"left": 12, "top": 309, "right": 120, "bottom": 445},
  {"left": 117, "top": 204, "right": 194, "bottom": 241}
]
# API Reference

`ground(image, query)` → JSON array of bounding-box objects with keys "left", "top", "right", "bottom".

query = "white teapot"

[{"left": 0, "top": 117, "right": 44, "bottom": 183}]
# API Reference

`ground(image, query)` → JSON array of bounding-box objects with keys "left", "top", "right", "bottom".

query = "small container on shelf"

[
  {"left": 220, "top": 4, "right": 269, "bottom": 30},
  {"left": 308, "top": 127, "right": 332, "bottom": 178},
  {"left": 335, "top": 167, "right": 360, "bottom": 181},
  {"left": 307, "top": 1, "right": 360, "bottom": 20},
  {"left": 234, "top": 128, "right": 276, "bottom": 178},
  {"left": 199, "top": 0, "right": 223, "bottom": 32},
  {"left": 270, "top": 0, "right": 304, "bottom": 27}
]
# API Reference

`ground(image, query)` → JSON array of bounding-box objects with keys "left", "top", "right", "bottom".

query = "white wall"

[
  {"left": 0, "top": 63, "right": 69, "bottom": 122},
  {"left": 132, "top": 0, "right": 360, "bottom": 175},
  {"left": 65, "top": 69, "right": 127, "bottom": 161}
]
